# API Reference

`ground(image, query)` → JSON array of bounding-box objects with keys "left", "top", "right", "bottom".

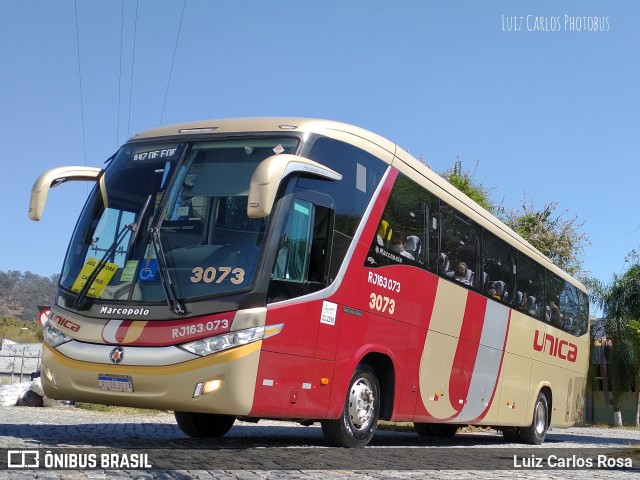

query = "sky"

[{"left": 1, "top": 0, "right": 638, "bottom": 292}]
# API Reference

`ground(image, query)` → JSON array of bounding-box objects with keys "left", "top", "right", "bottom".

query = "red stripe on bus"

[{"left": 448, "top": 293, "right": 487, "bottom": 410}]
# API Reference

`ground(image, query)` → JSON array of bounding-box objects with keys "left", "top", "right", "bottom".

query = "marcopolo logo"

[{"left": 99, "top": 306, "right": 150, "bottom": 316}]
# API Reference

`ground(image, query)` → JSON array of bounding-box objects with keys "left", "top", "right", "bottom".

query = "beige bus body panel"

[{"left": 41, "top": 305, "right": 264, "bottom": 413}]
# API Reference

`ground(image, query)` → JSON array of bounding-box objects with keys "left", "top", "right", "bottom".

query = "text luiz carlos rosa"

[{"left": 513, "top": 454, "right": 633, "bottom": 469}]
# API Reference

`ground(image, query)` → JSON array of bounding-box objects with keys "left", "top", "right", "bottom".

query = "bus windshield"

[{"left": 60, "top": 137, "right": 298, "bottom": 306}]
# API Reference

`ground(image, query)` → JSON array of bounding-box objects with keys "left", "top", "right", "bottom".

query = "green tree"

[
  {"left": 589, "top": 260, "right": 640, "bottom": 426},
  {"left": 501, "top": 198, "right": 589, "bottom": 278},
  {"left": 440, "top": 158, "right": 496, "bottom": 214},
  {"left": 439, "top": 159, "right": 588, "bottom": 278}
]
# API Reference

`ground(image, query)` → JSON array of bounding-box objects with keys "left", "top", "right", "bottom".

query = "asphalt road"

[{"left": 0, "top": 406, "right": 638, "bottom": 479}]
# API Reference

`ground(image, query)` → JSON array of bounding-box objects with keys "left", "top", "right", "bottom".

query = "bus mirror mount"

[
  {"left": 247, "top": 154, "right": 341, "bottom": 218},
  {"left": 29, "top": 166, "right": 102, "bottom": 221}
]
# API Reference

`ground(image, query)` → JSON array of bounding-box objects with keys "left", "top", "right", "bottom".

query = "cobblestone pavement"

[{"left": 0, "top": 406, "right": 638, "bottom": 479}]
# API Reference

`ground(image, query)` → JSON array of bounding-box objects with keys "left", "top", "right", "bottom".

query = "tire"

[
  {"left": 518, "top": 392, "right": 549, "bottom": 445},
  {"left": 414, "top": 422, "right": 458, "bottom": 438},
  {"left": 174, "top": 411, "right": 236, "bottom": 438},
  {"left": 429, "top": 424, "right": 458, "bottom": 438},
  {"left": 321, "top": 365, "right": 380, "bottom": 447},
  {"left": 413, "top": 422, "right": 433, "bottom": 437}
]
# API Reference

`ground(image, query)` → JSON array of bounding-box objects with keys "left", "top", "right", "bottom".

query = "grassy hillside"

[
  {"left": 0, "top": 270, "right": 58, "bottom": 322},
  {"left": 0, "top": 316, "right": 43, "bottom": 343}
]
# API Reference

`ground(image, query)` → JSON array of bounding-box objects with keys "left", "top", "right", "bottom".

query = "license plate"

[{"left": 98, "top": 374, "right": 133, "bottom": 392}]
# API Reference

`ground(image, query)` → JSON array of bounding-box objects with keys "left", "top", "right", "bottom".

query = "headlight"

[
  {"left": 43, "top": 323, "right": 73, "bottom": 347},
  {"left": 179, "top": 324, "right": 283, "bottom": 356}
]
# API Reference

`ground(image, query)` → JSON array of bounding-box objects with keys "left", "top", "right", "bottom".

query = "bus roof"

[{"left": 130, "top": 117, "right": 586, "bottom": 292}]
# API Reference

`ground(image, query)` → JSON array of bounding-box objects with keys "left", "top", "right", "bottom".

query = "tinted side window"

[
  {"left": 516, "top": 253, "right": 545, "bottom": 320},
  {"left": 440, "top": 204, "right": 480, "bottom": 290},
  {"left": 547, "top": 274, "right": 589, "bottom": 336},
  {"left": 366, "top": 173, "right": 438, "bottom": 272},
  {"left": 544, "top": 272, "right": 565, "bottom": 328},
  {"left": 483, "top": 231, "right": 516, "bottom": 305},
  {"left": 303, "top": 137, "right": 387, "bottom": 281}
]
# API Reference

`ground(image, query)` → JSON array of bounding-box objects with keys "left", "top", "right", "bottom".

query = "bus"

[{"left": 29, "top": 118, "right": 589, "bottom": 447}]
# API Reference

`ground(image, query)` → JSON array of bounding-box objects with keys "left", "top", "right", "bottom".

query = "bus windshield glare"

[{"left": 59, "top": 137, "right": 298, "bottom": 305}]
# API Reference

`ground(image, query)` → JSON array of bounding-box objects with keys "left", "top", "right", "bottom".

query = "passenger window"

[
  {"left": 545, "top": 272, "right": 565, "bottom": 327},
  {"left": 516, "top": 253, "right": 545, "bottom": 320},
  {"left": 267, "top": 196, "right": 333, "bottom": 303},
  {"left": 440, "top": 204, "right": 480, "bottom": 290},
  {"left": 483, "top": 231, "right": 516, "bottom": 304},
  {"left": 305, "top": 137, "right": 387, "bottom": 283},
  {"left": 548, "top": 275, "right": 586, "bottom": 335},
  {"left": 366, "top": 174, "right": 437, "bottom": 273},
  {"left": 273, "top": 199, "right": 313, "bottom": 282}
]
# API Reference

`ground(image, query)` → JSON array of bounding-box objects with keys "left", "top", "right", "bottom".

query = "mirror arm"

[
  {"left": 247, "top": 154, "right": 341, "bottom": 218},
  {"left": 28, "top": 166, "right": 102, "bottom": 221}
]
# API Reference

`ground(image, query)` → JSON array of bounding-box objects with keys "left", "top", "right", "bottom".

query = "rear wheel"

[
  {"left": 414, "top": 423, "right": 458, "bottom": 438},
  {"left": 174, "top": 411, "right": 236, "bottom": 438},
  {"left": 429, "top": 424, "right": 458, "bottom": 438},
  {"left": 413, "top": 422, "right": 433, "bottom": 436},
  {"left": 321, "top": 365, "right": 380, "bottom": 448},
  {"left": 502, "top": 427, "right": 521, "bottom": 442},
  {"left": 518, "top": 392, "right": 549, "bottom": 445}
]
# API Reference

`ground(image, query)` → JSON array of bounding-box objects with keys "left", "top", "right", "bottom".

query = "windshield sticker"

[
  {"left": 190, "top": 266, "right": 245, "bottom": 285},
  {"left": 138, "top": 259, "right": 158, "bottom": 282},
  {"left": 120, "top": 260, "right": 139, "bottom": 283},
  {"left": 273, "top": 144, "right": 285, "bottom": 155},
  {"left": 71, "top": 257, "right": 118, "bottom": 298},
  {"left": 132, "top": 148, "right": 179, "bottom": 162}
]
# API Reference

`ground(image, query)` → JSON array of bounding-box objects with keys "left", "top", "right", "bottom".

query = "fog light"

[
  {"left": 203, "top": 378, "right": 223, "bottom": 394},
  {"left": 43, "top": 366, "right": 56, "bottom": 386},
  {"left": 193, "top": 378, "right": 223, "bottom": 398},
  {"left": 193, "top": 382, "right": 203, "bottom": 398}
]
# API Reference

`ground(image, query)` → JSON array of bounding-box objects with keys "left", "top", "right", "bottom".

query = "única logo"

[{"left": 533, "top": 330, "right": 577, "bottom": 363}]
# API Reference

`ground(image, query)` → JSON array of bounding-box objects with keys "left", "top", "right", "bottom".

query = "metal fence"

[{"left": 0, "top": 344, "right": 42, "bottom": 384}]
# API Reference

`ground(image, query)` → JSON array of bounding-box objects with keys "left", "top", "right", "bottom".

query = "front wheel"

[
  {"left": 321, "top": 365, "right": 380, "bottom": 447},
  {"left": 174, "top": 411, "right": 236, "bottom": 438},
  {"left": 518, "top": 392, "right": 549, "bottom": 445}
]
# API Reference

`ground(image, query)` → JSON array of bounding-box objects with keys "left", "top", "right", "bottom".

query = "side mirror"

[
  {"left": 28, "top": 166, "right": 102, "bottom": 221},
  {"left": 247, "top": 154, "right": 341, "bottom": 218}
]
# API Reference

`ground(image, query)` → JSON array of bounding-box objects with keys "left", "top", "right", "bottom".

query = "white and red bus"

[{"left": 29, "top": 118, "right": 589, "bottom": 447}]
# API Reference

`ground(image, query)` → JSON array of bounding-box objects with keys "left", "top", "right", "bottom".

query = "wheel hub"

[
  {"left": 534, "top": 400, "right": 547, "bottom": 435},
  {"left": 348, "top": 378, "right": 374, "bottom": 430}
]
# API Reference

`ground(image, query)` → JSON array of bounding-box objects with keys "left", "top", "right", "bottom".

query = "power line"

[
  {"left": 159, "top": 0, "right": 187, "bottom": 126},
  {"left": 116, "top": 0, "right": 125, "bottom": 147},
  {"left": 74, "top": 0, "right": 87, "bottom": 166},
  {"left": 127, "top": 0, "right": 139, "bottom": 138}
]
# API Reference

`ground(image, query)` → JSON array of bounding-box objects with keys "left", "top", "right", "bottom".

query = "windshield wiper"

[
  {"left": 72, "top": 195, "right": 153, "bottom": 310},
  {"left": 149, "top": 226, "right": 186, "bottom": 316}
]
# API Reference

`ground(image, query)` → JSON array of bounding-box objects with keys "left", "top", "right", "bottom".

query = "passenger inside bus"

[
  {"left": 546, "top": 301, "right": 562, "bottom": 325},
  {"left": 486, "top": 281, "right": 504, "bottom": 300},
  {"left": 451, "top": 261, "right": 473, "bottom": 285},
  {"left": 389, "top": 231, "right": 414, "bottom": 260},
  {"left": 405, "top": 235, "right": 421, "bottom": 260},
  {"left": 516, "top": 291, "right": 538, "bottom": 316},
  {"left": 376, "top": 220, "right": 392, "bottom": 247}
]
